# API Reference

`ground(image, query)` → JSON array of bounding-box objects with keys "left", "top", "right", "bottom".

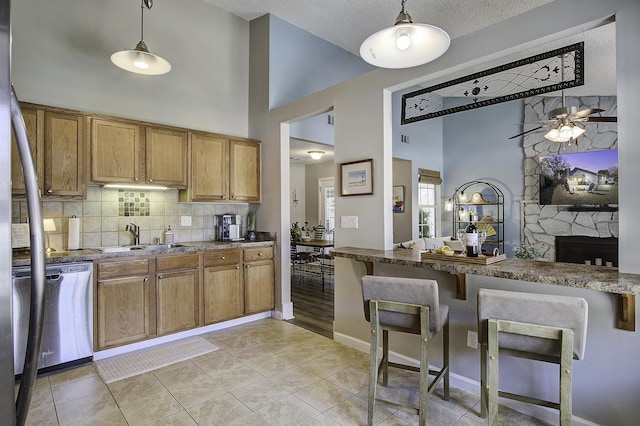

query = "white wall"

[
  {"left": 12, "top": 0, "right": 250, "bottom": 136},
  {"left": 289, "top": 163, "right": 306, "bottom": 227},
  {"left": 254, "top": 1, "right": 640, "bottom": 423}
]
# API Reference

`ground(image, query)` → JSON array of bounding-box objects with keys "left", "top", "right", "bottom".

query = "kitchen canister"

[{"left": 68, "top": 215, "right": 80, "bottom": 250}]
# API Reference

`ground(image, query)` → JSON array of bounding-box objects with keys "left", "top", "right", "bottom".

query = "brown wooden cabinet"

[
  {"left": 156, "top": 253, "right": 200, "bottom": 336},
  {"left": 44, "top": 111, "right": 85, "bottom": 197},
  {"left": 90, "top": 118, "right": 142, "bottom": 184},
  {"left": 182, "top": 133, "right": 228, "bottom": 201},
  {"left": 11, "top": 106, "right": 42, "bottom": 196},
  {"left": 243, "top": 247, "right": 275, "bottom": 315},
  {"left": 203, "top": 249, "right": 243, "bottom": 324},
  {"left": 146, "top": 126, "right": 188, "bottom": 188},
  {"left": 229, "top": 138, "right": 261, "bottom": 202},
  {"left": 95, "top": 258, "right": 154, "bottom": 350},
  {"left": 12, "top": 104, "right": 84, "bottom": 198}
]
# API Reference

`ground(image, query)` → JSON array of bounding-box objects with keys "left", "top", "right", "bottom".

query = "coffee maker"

[{"left": 215, "top": 214, "right": 243, "bottom": 241}]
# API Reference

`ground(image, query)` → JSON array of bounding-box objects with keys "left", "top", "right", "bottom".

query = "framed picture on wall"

[
  {"left": 340, "top": 159, "right": 373, "bottom": 196},
  {"left": 393, "top": 185, "right": 405, "bottom": 213}
]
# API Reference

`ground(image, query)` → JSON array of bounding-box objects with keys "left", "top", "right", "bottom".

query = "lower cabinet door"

[
  {"left": 156, "top": 269, "right": 200, "bottom": 336},
  {"left": 203, "top": 264, "right": 243, "bottom": 324},
  {"left": 244, "top": 260, "right": 275, "bottom": 315},
  {"left": 97, "top": 275, "right": 151, "bottom": 350}
]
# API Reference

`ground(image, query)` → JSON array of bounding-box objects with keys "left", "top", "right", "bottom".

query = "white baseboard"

[
  {"left": 93, "top": 312, "right": 271, "bottom": 361},
  {"left": 275, "top": 302, "right": 294, "bottom": 320},
  {"left": 332, "top": 331, "right": 599, "bottom": 426}
]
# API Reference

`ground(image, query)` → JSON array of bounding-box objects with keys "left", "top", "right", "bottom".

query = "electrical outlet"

[
  {"left": 467, "top": 330, "right": 478, "bottom": 349},
  {"left": 341, "top": 216, "right": 358, "bottom": 229},
  {"left": 180, "top": 215, "right": 192, "bottom": 227}
]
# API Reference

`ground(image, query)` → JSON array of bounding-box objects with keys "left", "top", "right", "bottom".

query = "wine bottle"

[{"left": 465, "top": 222, "right": 479, "bottom": 257}]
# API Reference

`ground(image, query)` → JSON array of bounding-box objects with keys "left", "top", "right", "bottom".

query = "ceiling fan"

[{"left": 509, "top": 98, "right": 617, "bottom": 142}]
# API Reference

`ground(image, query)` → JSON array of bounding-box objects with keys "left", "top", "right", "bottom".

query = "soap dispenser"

[{"left": 164, "top": 225, "right": 174, "bottom": 244}]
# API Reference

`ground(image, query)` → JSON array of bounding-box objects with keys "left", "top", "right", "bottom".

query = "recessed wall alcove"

[{"left": 521, "top": 95, "right": 618, "bottom": 261}]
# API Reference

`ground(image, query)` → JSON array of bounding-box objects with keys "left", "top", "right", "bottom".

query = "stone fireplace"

[{"left": 521, "top": 96, "right": 618, "bottom": 260}]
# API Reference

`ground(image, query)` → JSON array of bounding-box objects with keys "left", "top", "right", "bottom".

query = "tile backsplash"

[{"left": 12, "top": 187, "right": 250, "bottom": 250}]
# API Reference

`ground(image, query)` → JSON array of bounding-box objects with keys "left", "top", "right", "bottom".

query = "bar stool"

[
  {"left": 361, "top": 275, "right": 450, "bottom": 425},
  {"left": 477, "top": 288, "right": 588, "bottom": 425}
]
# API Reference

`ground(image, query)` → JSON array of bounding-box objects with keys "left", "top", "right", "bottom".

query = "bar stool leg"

[
  {"left": 382, "top": 329, "right": 389, "bottom": 386},
  {"left": 443, "top": 319, "right": 450, "bottom": 401},
  {"left": 419, "top": 306, "right": 429, "bottom": 425},
  {"left": 480, "top": 343, "right": 488, "bottom": 418},
  {"left": 487, "top": 319, "right": 499, "bottom": 426},
  {"left": 559, "top": 329, "right": 574, "bottom": 426},
  {"left": 367, "top": 303, "right": 380, "bottom": 426}
]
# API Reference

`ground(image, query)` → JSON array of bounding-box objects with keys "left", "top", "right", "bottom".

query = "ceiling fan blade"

[
  {"left": 585, "top": 116, "right": 617, "bottom": 122},
  {"left": 570, "top": 108, "right": 604, "bottom": 118},
  {"left": 508, "top": 126, "right": 543, "bottom": 140}
]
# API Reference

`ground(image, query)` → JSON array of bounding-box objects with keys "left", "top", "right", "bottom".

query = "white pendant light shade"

[
  {"left": 360, "top": 0, "right": 450, "bottom": 69},
  {"left": 308, "top": 151, "right": 325, "bottom": 160},
  {"left": 111, "top": 0, "right": 171, "bottom": 75},
  {"left": 360, "top": 23, "right": 450, "bottom": 69},
  {"left": 111, "top": 41, "right": 171, "bottom": 75}
]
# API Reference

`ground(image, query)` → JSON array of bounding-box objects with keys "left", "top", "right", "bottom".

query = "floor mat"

[{"left": 94, "top": 336, "right": 219, "bottom": 384}]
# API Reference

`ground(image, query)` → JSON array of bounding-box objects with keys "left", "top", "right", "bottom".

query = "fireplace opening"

[{"left": 555, "top": 236, "right": 618, "bottom": 266}]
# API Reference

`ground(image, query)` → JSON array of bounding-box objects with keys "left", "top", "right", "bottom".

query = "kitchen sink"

[{"left": 96, "top": 243, "right": 190, "bottom": 253}]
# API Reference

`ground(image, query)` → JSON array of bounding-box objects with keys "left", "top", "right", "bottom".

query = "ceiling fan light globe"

[{"left": 559, "top": 124, "right": 574, "bottom": 140}]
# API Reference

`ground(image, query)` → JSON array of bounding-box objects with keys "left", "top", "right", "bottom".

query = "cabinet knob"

[
  {"left": 46, "top": 189, "right": 52, "bottom": 194},
  {"left": 246, "top": 265, "right": 250, "bottom": 269},
  {"left": 221, "top": 256, "right": 225, "bottom": 260},
  {"left": 158, "top": 275, "right": 163, "bottom": 279},
  {"left": 235, "top": 266, "right": 239, "bottom": 270},
  {"left": 258, "top": 252, "right": 263, "bottom": 256},
  {"left": 221, "top": 195, "right": 226, "bottom": 199},
  {"left": 149, "top": 179, "right": 153, "bottom": 182},
  {"left": 231, "top": 194, "right": 235, "bottom": 199},
  {"left": 134, "top": 177, "right": 138, "bottom": 181},
  {"left": 143, "top": 277, "right": 148, "bottom": 282}
]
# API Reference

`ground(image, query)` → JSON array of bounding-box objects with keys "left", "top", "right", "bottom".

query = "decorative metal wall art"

[{"left": 401, "top": 42, "right": 584, "bottom": 124}]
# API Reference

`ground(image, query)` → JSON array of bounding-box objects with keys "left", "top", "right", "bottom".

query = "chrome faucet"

[{"left": 125, "top": 223, "right": 140, "bottom": 245}]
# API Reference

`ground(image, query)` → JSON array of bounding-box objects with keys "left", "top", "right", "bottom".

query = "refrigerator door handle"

[{"left": 10, "top": 85, "right": 46, "bottom": 426}]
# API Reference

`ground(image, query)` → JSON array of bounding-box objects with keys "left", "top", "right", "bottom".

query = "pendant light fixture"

[
  {"left": 111, "top": 0, "right": 171, "bottom": 75},
  {"left": 360, "top": 0, "right": 450, "bottom": 69}
]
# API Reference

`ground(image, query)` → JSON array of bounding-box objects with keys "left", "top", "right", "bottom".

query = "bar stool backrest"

[
  {"left": 478, "top": 288, "right": 588, "bottom": 360},
  {"left": 361, "top": 275, "right": 444, "bottom": 334}
]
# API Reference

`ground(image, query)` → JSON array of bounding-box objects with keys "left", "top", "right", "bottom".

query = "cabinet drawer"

[
  {"left": 97, "top": 258, "right": 150, "bottom": 279},
  {"left": 204, "top": 249, "right": 241, "bottom": 267},
  {"left": 157, "top": 253, "right": 200, "bottom": 272},
  {"left": 243, "top": 246, "right": 273, "bottom": 262}
]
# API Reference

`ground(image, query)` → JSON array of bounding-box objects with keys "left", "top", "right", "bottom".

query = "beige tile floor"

[{"left": 20, "top": 319, "right": 544, "bottom": 425}]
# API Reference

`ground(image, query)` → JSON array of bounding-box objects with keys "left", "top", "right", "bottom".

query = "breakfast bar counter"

[{"left": 331, "top": 246, "right": 640, "bottom": 330}]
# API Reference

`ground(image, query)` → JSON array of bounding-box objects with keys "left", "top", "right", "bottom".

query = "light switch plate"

[
  {"left": 467, "top": 330, "right": 478, "bottom": 349},
  {"left": 341, "top": 216, "right": 358, "bottom": 229},
  {"left": 180, "top": 215, "right": 192, "bottom": 227}
]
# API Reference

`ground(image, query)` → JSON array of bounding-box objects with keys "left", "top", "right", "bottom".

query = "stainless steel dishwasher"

[{"left": 12, "top": 262, "right": 93, "bottom": 376}]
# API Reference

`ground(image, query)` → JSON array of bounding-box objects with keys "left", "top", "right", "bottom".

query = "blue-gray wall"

[
  {"left": 268, "top": 15, "right": 374, "bottom": 110},
  {"left": 442, "top": 100, "right": 525, "bottom": 256}
]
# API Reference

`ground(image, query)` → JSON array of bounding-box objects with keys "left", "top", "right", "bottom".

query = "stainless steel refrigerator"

[{"left": 1, "top": 1, "right": 47, "bottom": 424}]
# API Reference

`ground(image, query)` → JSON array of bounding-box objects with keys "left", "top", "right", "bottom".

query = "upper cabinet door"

[
  {"left": 229, "top": 139, "right": 261, "bottom": 202},
  {"left": 11, "top": 107, "right": 43, "bottom": 196},
  {"left": 90, "top": 119, "right": 142, "bottom": 184},
  {"left": 146, "top": 126, "right": 188, "bottom": 188},
  {"left": 44, "top": 111, "right": 84, "bottom": 197},
  {"left": 189, "top": 133, "right": 228, "bottom": 201}
]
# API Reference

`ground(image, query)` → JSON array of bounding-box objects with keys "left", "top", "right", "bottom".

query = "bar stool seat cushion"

[
  {"left": 362, "top": 276, "right": 448, "bottom": 335},
  {"left": 478, "top": 289, "right": 588, "bottom": 360}
]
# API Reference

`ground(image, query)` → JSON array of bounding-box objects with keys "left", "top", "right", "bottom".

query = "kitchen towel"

[{"left": 68, "top": 216, "right": 80, "bottom": 250}]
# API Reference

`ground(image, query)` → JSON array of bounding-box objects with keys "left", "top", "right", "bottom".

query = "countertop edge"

[{"left": 330, "top": 246, "right": 640, "bottom": 296}]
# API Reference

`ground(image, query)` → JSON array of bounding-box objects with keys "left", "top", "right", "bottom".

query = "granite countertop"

[
  {"left": 330, "top": 246, "right": 640, "bottom": 296},
  {"left": 12, "top": 239, "right": 276, "bottom": 267}
]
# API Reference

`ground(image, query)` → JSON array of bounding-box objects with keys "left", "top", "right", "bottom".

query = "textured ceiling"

[
  {"left": 204, "top": 0, "right": 555, "bottom": 56},
  {"left": 204, "top": 1, "right": 616, "bottom": 161}
]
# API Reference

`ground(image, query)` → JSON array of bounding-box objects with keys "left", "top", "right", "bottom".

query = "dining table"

[{"left": 295, "top": 238, "right": 334, "bottom": 290}]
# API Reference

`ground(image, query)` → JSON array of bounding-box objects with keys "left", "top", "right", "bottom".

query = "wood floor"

[{"left": 287, "top": 268, "right": 334, "bottom": 339}]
